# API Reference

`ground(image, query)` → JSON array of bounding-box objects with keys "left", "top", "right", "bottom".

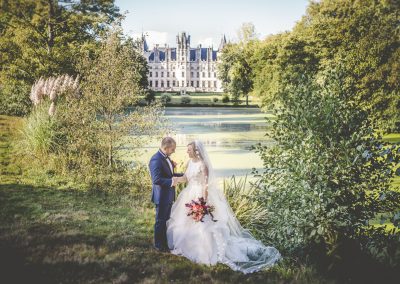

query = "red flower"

[{"left": 185, "top": 197, "right": 217, "bottom": 222}]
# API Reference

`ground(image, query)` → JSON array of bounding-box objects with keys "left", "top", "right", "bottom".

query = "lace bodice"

[{"left": 185, "top": 159, "right": 207, "bottom": 187}]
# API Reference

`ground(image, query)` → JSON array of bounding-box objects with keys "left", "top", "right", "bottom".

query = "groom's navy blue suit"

[{"left": 149, "top": 150, "right": 181, "bottom": 250}]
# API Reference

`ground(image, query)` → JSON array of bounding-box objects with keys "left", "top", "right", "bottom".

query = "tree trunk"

[
  {"left": 246, "top": 94, "right": 249, "bottom": 106},
  {"left": 47, "top": 0, "right": 55, "bottom": 53},
  {"left": 108, "top": 122, "right": 113, "bottom": 168}
]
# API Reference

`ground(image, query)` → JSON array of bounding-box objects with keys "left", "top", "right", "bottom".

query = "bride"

[{"left": 166, "top": 140, "right": 281, "bottom": 274}]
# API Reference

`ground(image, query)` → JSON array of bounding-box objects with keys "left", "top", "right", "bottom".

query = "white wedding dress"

[{"left": 166, "top": 141, "right": 281, "bottom": 274}]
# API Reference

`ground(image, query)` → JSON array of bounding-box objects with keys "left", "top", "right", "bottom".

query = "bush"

[
  {"left": 0, "top": 81, "right": 31, "bottom": 116},
  {"left": 144, "top": 90, "right": 156, "bottom": 104},
  {"left": 160, "top": 94, "right": 172, "bottom": 104},
  {"left": 255, "top": 71, "right": 400, "bottom": 261},
  {"left": 212, "top": 97, "right": 219, "bottom": 103},
  {"left": 181, "top": 95, "right": 191, "bottom": 105},
  {"left": 222, "top": 94, "right": 230, "bottom": 103}
]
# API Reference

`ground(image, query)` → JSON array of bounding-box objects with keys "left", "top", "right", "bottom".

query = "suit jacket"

[{"left": 149, "top": 151, "right": 177, "bottom": 205}]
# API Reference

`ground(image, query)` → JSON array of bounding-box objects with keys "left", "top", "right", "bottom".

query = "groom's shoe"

[{"left": 153, "top": 246, "right": 170, "bottom": 253}]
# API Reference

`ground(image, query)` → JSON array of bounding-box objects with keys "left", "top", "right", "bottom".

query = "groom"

[{"left": 149, "top": 137, "right": 182, "bottom": 252}]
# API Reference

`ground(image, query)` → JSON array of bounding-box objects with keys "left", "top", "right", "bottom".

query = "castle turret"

[
  {"left": 140, "top": 33, "right": 149, "bottom": 52},
  {"left": 218, "top": 34, "right": 227, "bottom": 51}
]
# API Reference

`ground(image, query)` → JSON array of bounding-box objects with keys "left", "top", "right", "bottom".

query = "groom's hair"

[{"left": 161, "top": 137, "right": 176, "bottom": 149}]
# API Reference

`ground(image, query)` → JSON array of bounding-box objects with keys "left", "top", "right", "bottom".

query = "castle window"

[
  {"left": 150, "top": 72, "right": 152, "bottom": 77},
  {"left": 173, "top": 81, "right": 176, "bottom": 87},
  {"left": 191, "top": 81, "right": 194, "bottom": 87},
  {"left": 214, "top": 72, "right": 217, "bottom": 77},
  {"left": 196, "top": 81, "right": 199, "bottom": 87},
  {"left": 182, "top": 72, "right": 184, "bottom": 77},
  {"left": 191, "top": 72, "right": 194, "bottom": 77},
  {"left": 208, "top": 81, "right": 211, "bottom": 88},
  {"left": 177, "top": 81, "right": 179, "bottom": 87},
  {"left": 187, "top": 81, "right": 189, "bottom": 87},
  {"left": 173, "top": 72, "right": 175, "bottom": 77},
  {"left": 149, "top": 81, "right": 153, "bottom": 87},
  {"left": 167, "top": 81, "right": 170, "bottom": 87},
  {"left": 155, "top": 81, "right": 158, "bottom": 87},
  {"left": 167, "top": 72, "right": 170, "bottom": 77},
  {"left": 155, "top": 72, "right": 158, "bottom": 77},
  {"left": 202, "top": 72, "right": 205, "bottom": 77},
  {"left": 182, "top": 80, "right": 184, "bottom": 87},
  {"left": 161, "top": 81, "right": 164, "bottom": 87},
  {"left": 161, "top": 72, "right": 164, "bottom": 77},
  {"left": 202, "top": 81, "right": 205, "bottom": 87},
  {"left": 197, "top": 72, "right": 199, "bottom": 77},
  {"left": 214, "top": 81, "right": 217, "bottom": 87},
  {"left": 208, "top": 72, "right": 211, "bottom": 77}
]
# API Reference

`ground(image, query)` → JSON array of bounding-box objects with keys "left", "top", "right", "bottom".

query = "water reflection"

[{"left": 137, "top": 107, "right": 272, "bottom": 179}]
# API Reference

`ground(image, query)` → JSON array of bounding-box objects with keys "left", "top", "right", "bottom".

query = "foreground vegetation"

[
  {"left": 2, "top": 115, "right": 399, "bottom": 283},
  {"left": 1, "top": 115, "right": 326, "bottom": 283}
]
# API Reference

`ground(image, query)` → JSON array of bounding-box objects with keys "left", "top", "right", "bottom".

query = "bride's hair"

[{"left": 187, "top": 141, "right": 202, "bottom": 160}]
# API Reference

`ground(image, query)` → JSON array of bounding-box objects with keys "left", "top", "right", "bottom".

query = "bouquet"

[{"left": 185, "top": 197, "right": 217, "bottom": 222}]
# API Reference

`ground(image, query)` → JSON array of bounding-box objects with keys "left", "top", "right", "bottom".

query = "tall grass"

[
  {"left": 19, "top": 103, "right": 62, "bottom": 158},
  {"left": 223, "top": 175, "right": 269, "bottom": 239}
]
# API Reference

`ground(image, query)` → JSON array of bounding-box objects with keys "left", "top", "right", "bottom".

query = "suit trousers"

[{"left": 154, "top": 203, "right": 172, "bottom": 249}]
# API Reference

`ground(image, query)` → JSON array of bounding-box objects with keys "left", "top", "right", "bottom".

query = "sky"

[{"left": 115, "top": 0, "right": 310, "bottom": 49}]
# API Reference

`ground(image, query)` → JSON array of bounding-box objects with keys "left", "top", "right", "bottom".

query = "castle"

[{"left": 141, "top": 32, "right": 226, "bottom": 93}]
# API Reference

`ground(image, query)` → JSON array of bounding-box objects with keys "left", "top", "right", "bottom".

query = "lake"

[{"left": 136, "top": 107, "right": 274, "bottom": 179}]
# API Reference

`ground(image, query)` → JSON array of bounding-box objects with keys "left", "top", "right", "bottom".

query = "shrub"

[
  {"left": 255, "top": 71, "right": 400, "bottom": 261},
  {"left": 144, "top": 89, "right": 155, "bottom": 104},
  {"left": 0, "top": 81, "right": 31, "bottom": 116},
  {"left": 181, "top": 95, "right": 191, "bottom": 105},
  {"left": 222, "top": 94, "right": 230, "bottom": 103},
  {"left": 212, "top": 97, "right": 219, "bottom": 103},
  {"left": 160, "top": 94, "right": 172, "bottom": 104}
]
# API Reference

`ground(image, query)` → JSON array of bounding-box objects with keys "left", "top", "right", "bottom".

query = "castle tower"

[{"left": 177, "top": 32, "right": 190, "bottom": 62}]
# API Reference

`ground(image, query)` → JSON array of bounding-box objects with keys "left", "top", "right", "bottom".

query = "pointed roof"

[
  {"left": 218, "top": 34, "right": 227, "bottom": 51},
  {"left": 142, "top": 33, "right": 149, "bottom": 52}
]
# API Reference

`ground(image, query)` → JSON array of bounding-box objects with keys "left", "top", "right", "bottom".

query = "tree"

[
  {"left": 217, "top": 22, "right": 259, "bottom": 106},
  {"left": 0, "top": 0, "right": 121, "bottom": 115},
  {"left": 237, "top": 22, "right": 258, "bottom": 44},
  {"left": 79, "top": 28, "right": 161, "bottom": 169},
  {"left": 250, "top": 0, "right": 399, "bottom": 131}
]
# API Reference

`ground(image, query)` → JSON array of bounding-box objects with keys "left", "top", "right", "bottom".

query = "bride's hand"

[{"left": 177, "top": 176, "right": 186, "bottom": 183}]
